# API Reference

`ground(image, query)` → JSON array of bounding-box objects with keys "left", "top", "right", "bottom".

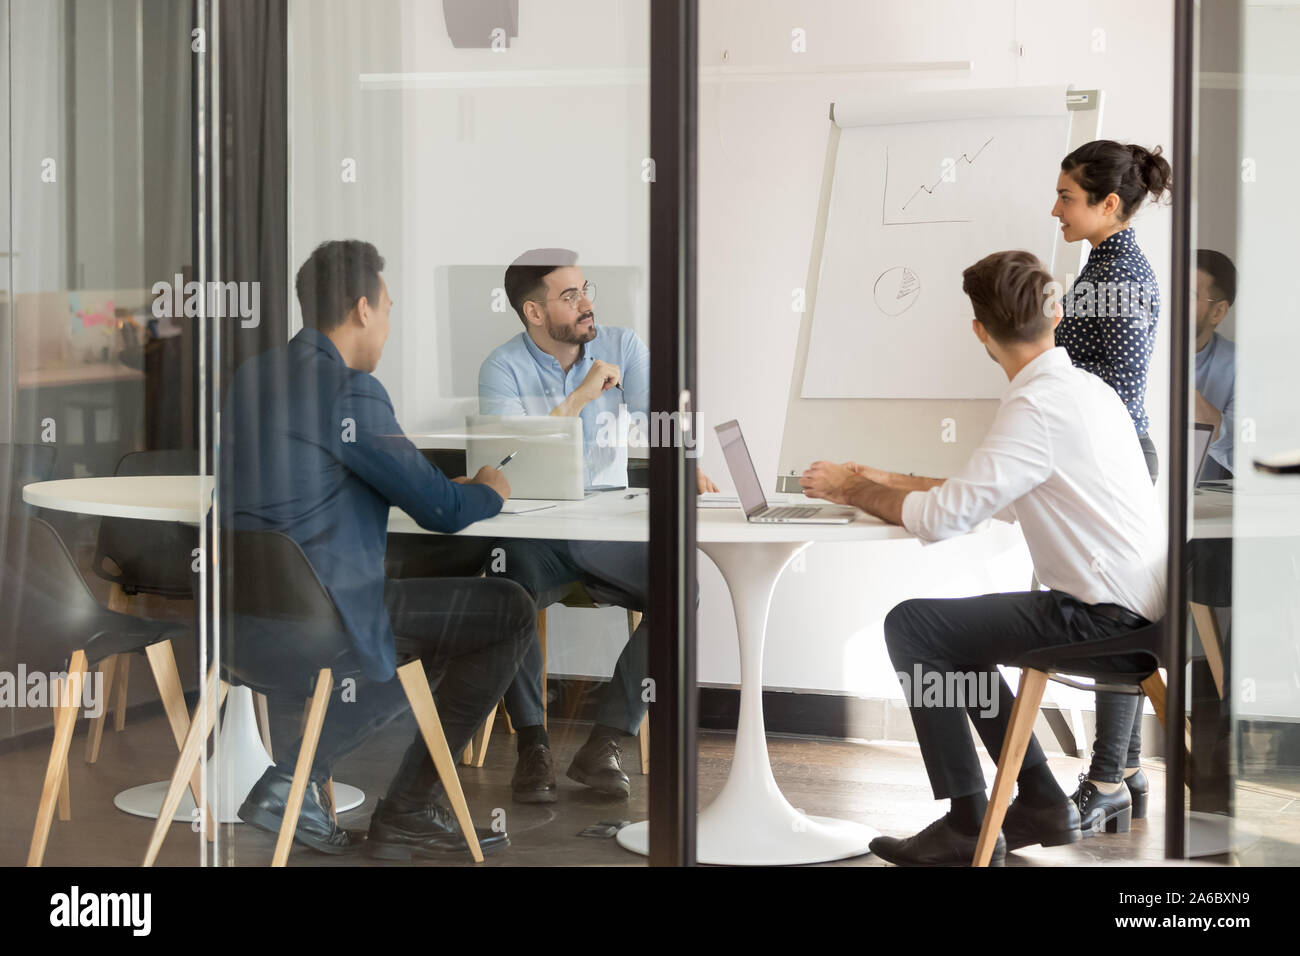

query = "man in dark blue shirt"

[{"left": 222, "top": 239, "right": 534, "bottom": 858}]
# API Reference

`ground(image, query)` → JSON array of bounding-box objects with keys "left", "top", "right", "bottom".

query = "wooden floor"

[{"left": 3, "top": 706, "right": 1298, "bottom": 867}]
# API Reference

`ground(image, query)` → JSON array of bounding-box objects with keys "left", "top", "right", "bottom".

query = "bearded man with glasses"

[{"left": 478, "top": 248, "right": 717, "bottom": 803}]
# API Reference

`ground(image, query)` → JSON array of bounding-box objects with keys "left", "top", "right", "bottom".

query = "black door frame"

[
  {"left": 1165, "top": 0, "right": 1195, "bottom": 859},
  {"left": 647, "top": 0, "right": 699, "bottom": 866}
]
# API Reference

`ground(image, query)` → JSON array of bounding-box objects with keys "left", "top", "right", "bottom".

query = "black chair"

[
  {"left": 144, "top": 529, "right": 486, "bottom": 866},
  {"left": 0, "top": 518, "right": 194, "bottom": 866},
  {"left": 86, "top": 449, "right": 201, "bottom": 748},
  {"left": 973, "top": 620, "right": 1168, "bottom": 867}
]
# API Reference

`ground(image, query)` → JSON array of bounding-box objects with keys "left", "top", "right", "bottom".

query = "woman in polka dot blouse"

[
  {"left": 1050, "top": 139, "right": 1172, "bottom": 837},
  {"left": 1053, "top": 140, "right": 1172, "bottom": 478}
]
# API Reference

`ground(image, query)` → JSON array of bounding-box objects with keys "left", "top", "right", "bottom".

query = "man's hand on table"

[
  {"left": 461, "top": 465, "right": 510, "bottom": 503},
  {"left": 800, "top": 460, "right": 910, "bottom": 527},
  {"left": 697, "top": 468, "right": 719, "bottom": 494}
]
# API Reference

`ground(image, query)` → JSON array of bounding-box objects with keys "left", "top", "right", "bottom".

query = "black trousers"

[
  {"left": 882, "top": 590, "right": 1150, "bottom": 801},
  {"left": 487, "top": 538, "right": 649, "bottom": 735},
  {"left": 271, "top": 577, "right": 535, "bottom": 796}
]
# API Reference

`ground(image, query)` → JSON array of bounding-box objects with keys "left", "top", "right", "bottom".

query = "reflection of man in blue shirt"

[
  {"left": 478, "top": 248, "right": 716, "bottom": 804},
  {"left": 1194, "top": 250, "right": 1237, "bottom": 479}
]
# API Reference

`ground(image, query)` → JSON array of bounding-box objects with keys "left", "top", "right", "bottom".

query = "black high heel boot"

[
  {"left": 1069, "top": 773, "right": 1133, "bottom": 836},
  {"left": 1124, "top": 768, "right": 1149, "bottom": 819}
]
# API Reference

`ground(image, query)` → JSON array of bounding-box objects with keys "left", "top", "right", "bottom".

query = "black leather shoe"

[
  {"left": 512, "top": 743, "right": 557, "bottom": 804},
  {"left": 1124, "top": 769, "right": 1149, "bottom": 819},
  {"left": 566, "top": 735, "right": 630, "bottom": 797},
  {"left": 1003, "top": 796, "right": 1082, "bottom": 851},
  {"left": 1069, "top": 775, "right": 1133, "bottom": 836},
  {"left": 869, "top": 815, "right": 1005, "bottom": 867},
  {"left": 365, "top": 795, "right": 509, "bottom": 860},
  {"left": 237, "top": 767, "right": 361, "bottom": 856}
]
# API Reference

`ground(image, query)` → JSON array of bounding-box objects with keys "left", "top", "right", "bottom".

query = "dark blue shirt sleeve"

[{"left": 333, "top": 371, "right": 503, "bottom": 532}]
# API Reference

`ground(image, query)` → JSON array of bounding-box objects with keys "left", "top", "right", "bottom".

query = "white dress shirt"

[{"left": 901, "top": 347, "right": 1166, "bottom": 623}]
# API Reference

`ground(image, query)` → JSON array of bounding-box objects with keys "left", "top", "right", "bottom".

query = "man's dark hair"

[
  {"left": 295, "top": 239, "right": 385, "bottom": 332},
  {"left": 961, "top": 250, "right": 1057, "bottom": 345},
  {"left": 504, "top": 248, "right": 579, "bottom": 327},
  {"left": 1197, "top": 248, "right": 1237, "bottom": 306}
]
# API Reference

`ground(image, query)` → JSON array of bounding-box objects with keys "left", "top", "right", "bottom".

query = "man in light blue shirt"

[
  {"left": 478, "top": 248, "right": 717, "bottom": 804},
  {"left": 1194, "top": 249, "right": 1237, "bottom": 479}
]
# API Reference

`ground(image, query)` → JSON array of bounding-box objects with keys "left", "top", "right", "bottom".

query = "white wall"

[{"left": 290, "top": 0, "right": 1177, "bottom": 700}]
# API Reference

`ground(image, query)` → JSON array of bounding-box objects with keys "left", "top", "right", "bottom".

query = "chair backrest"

[
  {"left": 213, "top": 529, "right": 357, "bottom": 693},
  {"left": 0, "top": 443, "right": 59, "bottom": 574},
  {"left": 0, "top": 517, "right": 119, "bottom": 673},
  {"left": 92, "top": 449, "right": 200, "bottom": 597}
]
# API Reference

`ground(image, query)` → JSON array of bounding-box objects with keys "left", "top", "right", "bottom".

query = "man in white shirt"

[{"left": 801, "top": 249, "right": 1166, "bottom": 866}]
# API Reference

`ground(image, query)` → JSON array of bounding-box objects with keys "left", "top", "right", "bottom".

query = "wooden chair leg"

[
  {"left": 472, "top": 702, "right": 498, "bottom": 769},
  {"left": 538, "top": 609, "right": 548, "bottom": 730},
  {"left": 1140, "top": 672, "right": 1167, "bottom": 727},
  {"left": 57, "top": 757, "right": 72, "bottom": 822},
  {"left": 143, "top": 667, "right": 229, "bottom": 867},
  {"left": 111, "top": 652, "right": 131, "bottom": 731},
  {"left": 105, "top": 584, "right": 134, "bottom": 733},
  {"left": 503, "top": 700, "right": 515, "bottom": 735},
  {"left": 274, "top": 669, "right": 333, "bottom": 868},
  {"left": 144, "top": 641, "right": 203, "bottom": 807},
  {"left": 28, "top": 650, "right": 88, "bottom": 867},
  {"left": 84, "top": 654, "right": 118, "bottom": 763},
  {"left": 253, "top": 692, "right": 274, "bottom": 760},
  {"left": 638, "top": 712, "right": 649, "bottom": 775},
  {"left": 395, "top": 659, "right": 484, "bottom": 863},
  {"left": 973, "top": 668, "right": 1048, "bottom": 867},
  {"left": 1189, "top": 603, "right": 1225, "bottom": 699},
  {"left": 628, "top": 609, "right": 647, "bottom": 774}
]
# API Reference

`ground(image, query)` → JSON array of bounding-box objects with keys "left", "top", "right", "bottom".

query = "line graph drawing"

[
  {"left": 881, "top": 136, "right": 996, "bottom": 226},
  {"left": 901, "top": 136, "right": 995, "bottom": 210}
]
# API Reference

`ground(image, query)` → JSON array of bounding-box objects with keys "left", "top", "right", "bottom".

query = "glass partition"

[
  {"left": 695, "top": 0, "right": 1181, "bottom": 866},
  {"left": 206, "top": 0, "right": 656, "bottom": 866},
  {"left": 1185, "top": 0, "right": 1300, "bottom": 865},
  {"left": 0, "top": 0, "right": 200, "bottom": 866}
]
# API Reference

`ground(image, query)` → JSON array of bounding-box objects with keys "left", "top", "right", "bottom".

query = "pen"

[{"left": 497, "top": 451, "right": 518, "bottom": 469}]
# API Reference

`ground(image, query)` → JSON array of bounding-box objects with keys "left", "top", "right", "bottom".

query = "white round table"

[
  {"left": 22, "top": 476, "right": 364, "bottom": 824},
  {"left": 27, "top": 476, "right": 929, "bottom": 863}
]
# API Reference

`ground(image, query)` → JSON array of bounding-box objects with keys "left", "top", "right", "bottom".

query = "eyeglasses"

[{"left": 545, "top": 281, "right": 596, "bottom": 309}]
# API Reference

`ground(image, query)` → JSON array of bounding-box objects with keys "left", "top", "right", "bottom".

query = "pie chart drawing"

[{"left": 874, "top": 266, "right": 921, "bottom": 316}]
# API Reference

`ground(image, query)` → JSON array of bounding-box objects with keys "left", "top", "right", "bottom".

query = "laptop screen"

[
  {"left": 715, "top": 420, "right": 770, "bottom": 517},
  {"left": 1192, "top": 423, "right": 1214, "bottom": 485}
]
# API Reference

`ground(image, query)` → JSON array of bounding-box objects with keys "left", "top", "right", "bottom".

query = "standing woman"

[{"left": 1050, "top": 139, "right": 1171, "bottom": 834}]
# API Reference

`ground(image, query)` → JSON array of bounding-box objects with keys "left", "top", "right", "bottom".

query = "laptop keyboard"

[{"left": 760, "top": 506, "right": 821, "bottom": 519}]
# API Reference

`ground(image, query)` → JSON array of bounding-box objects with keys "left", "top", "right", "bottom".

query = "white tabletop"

[{"left": 21, "top": 476, "right": 916, "bottom": 544}]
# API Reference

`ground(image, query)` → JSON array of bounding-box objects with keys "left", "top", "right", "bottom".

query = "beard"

[{"left": 544, "top": 307, "right": 597, "bottom": 345}]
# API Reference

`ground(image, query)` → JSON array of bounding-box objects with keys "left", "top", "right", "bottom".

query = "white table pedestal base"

[
  {"left": 617, "top": 540, "right": 877, "bottom": 865},
  {"left": 114, "top": 686, "right": 364, "bottom": 823}
]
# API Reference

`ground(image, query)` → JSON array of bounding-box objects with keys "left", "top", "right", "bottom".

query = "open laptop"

[
  {"left": 1191, "top": 422, "right": 1221, "bottom": 493},
  {"left": 465, "top": 415, "right": 585, "bottom": 500},
  {"left": 715, "top": 420, "right": 856, "bottom": 524}
]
